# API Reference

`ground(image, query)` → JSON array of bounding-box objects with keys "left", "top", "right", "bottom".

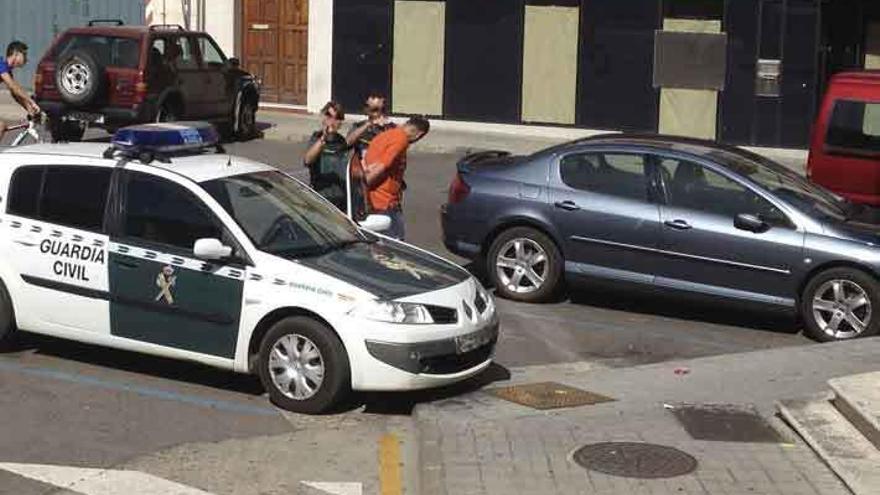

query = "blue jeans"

[{"left": 386, "top": 209, "right": 406, "bottom": 241}]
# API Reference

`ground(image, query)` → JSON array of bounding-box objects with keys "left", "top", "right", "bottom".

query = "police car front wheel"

[
  {"left": 0, "top": 280, "right": 16, "bottom": 344},
  {"left": 257, "top": 317, "right": 350, "bottom": 414}
]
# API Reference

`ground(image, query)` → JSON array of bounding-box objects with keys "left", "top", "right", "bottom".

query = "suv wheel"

[
  {"left": 235, "top": 96, "right": 258, "bottom": 141},
  {"left": 49, "top": 119, "right": 85, "bottom": 143},
  {"left": 156, "top": 103, "right": 180, "bottom": 123},
  {"left": 257, "top": 316, "right": 350, "bottom": 414},
  {"left": 487, "top": 226, "right": 562, "bottom": 303},
  {"left": 55, "top": 50, "right": 105, "bottom": 106},
  {"left": 801, "top": 267, "right": 880, "bottom": 342}
]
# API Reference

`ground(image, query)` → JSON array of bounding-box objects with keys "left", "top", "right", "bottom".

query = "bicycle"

[{"left": 4, "top": 112, "right": 46, "bottom": 147}]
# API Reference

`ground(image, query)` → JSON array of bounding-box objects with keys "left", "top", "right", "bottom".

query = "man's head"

[
  {"left": 364, "top": 92, "right": 388, "bottom": 118},
  {"left": 6, "top": 41, "right": 28, "bottom": 68},
  {"left": 402, "top": 116, "right": 430, "bottom": 143},
  {"left": 321, "top": 101, "right": 345, "bottom": 131}
]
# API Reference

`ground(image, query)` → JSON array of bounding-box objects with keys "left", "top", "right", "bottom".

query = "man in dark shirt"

[
  {"left": 346, "top": 93, "right": 396, "bottom": 161},
  {"left": 303, "top": 101, "right": 350, "bottom": 211}
]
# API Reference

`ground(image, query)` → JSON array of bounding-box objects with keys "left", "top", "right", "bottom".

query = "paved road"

[{"left": 0, "top": 131, "right": 812, "bottom": 494}]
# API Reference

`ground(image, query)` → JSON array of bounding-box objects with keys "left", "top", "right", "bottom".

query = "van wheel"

[
  {"left": 487, "top": 226, "right": 562, "bottom": 303},
  {"left": 801, "top": 267, "right": 880, "bottom": 342},
  {"left": 0, "top": 279, "right": 16, "bottom": 344},
  {"left": 257, "top": 316, "right": 350, "bottom": 414}
]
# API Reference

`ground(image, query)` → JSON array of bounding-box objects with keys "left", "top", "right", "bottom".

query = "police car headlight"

[{"left": 349, "top": 300, "right": 434, "bottom": 324}]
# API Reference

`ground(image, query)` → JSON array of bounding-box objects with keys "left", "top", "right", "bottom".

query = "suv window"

[
  {"left": 6, "top": 166, "right": 112, "bottom": 232},
  {"left": 198, "top": 37, "right": 226, "bottom": 67},
  {"left": 165, "top": 36, "right": 198, "bottom": 70},
  {"left": 54, "top": 35, "right": 141, "bottom": 69},
  {"left": 559, "top": 152, "right": 649, "bottom": 201},
  {"left": 658, "top": 158, "right": 789, "bottom": 226},
  {"left": 122, "top": 172, "right": 223, "bottom": 251},
  {"left": 826, "top": 99, "right": 880, "bottom": 156}
]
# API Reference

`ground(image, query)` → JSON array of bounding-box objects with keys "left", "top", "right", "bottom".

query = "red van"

[{"left": 807, "top": 71, "right": 880, "bottom": 205}]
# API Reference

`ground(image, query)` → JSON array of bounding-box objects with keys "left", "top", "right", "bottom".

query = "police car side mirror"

[
  {"left": 358, "top": 214, "right": 392, "bottom": 233},
  {"left": 193, "top": 238, "right": 233, "bottom": 261}
]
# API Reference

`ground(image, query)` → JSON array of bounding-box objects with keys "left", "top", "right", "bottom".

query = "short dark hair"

[
  {"left": 407, "top": 116, "right": 430, "bottom": 134},
  {"left": 366, "top": 91, "right": 387, "bottom": 101},
  {"left": 321, "top": 101, "right": 345, "bottom": 120},
  {"left": 6, "top": 41, "right": 27, "bottom": 58}
]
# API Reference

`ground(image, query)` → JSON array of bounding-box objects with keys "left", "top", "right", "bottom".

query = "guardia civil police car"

[{"left": 0, "top": 123, "right": 498, "bottom": 413}]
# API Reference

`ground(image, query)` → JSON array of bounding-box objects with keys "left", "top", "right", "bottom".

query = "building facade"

[{"left": 157, "top": 0, "right": 879, "bottom": 149}]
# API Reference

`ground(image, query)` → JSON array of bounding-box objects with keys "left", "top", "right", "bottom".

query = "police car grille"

[{"left": 425, "top": 305, "right": 458, "bottom": 324}]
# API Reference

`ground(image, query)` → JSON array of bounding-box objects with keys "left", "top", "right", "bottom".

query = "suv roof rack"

[
  {"left": 87, "top": 19, "right": 125, "bottom": 27},
  {"left": 149, "top": 24, "right": 186, "bottom": 31}
]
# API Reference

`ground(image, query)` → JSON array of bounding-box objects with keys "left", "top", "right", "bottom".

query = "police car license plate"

[
  {"left": 67, "top": 112, "right": 104, "bottom": 124},
  {"left": 455, "top": 329, "right": 491, "bottom": 354}
]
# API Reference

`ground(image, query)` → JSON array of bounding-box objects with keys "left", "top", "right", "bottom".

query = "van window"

[{"left": 825, "top": 100, "right": 880, "bottom": 156}]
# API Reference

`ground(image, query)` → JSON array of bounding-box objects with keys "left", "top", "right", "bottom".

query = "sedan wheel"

[
  {"left": 802, "top": 268, "right": 880, "bottom": 342},
  {"left": 257, "top": 316, "right": 350, "bottom": 414},
  {"left": 811, "top": 279, "right": 871, "bottom": 339},
  {"left": 487, "top": 226, "right": 562, "bottom": 303},
  {"left": 495, "top": 238, "right": 548, "bottom": 295}
]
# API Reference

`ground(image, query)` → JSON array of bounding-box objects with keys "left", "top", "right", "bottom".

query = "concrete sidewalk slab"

[
  {"left": 415, "top": 338, "right": 880, "bottom": 494},
  {"left": 829, "top": 371, "right": 880, "bottom": 450}
]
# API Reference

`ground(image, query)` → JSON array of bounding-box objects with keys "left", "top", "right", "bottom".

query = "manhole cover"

[
  {"left": 486, "top": 382, "right": 614, "bottom": 410},
  {"left": 669, "top": 403, "right": 784, "bottom": 443},
  {"left": 572, "top": 442, "right": 698, "bottom": 479}
]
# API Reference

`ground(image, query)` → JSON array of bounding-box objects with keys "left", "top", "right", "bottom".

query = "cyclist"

[{"left": 0, "top": 41, "right": 41, "bottom": 140}]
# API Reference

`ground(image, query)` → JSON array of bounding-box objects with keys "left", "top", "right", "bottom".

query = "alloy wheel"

[
  {"left": 812, "top": 279, "right": 872, "bottom": 339},
  {"left": 495, "top": 238, "right": 549, "bottom": 294},
  {"left": 268, "top": 333, "right": 325, "bottom": 400}
]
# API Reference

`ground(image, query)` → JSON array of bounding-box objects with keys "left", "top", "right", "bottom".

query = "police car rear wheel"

[
  {"left": 0, "top": 280, "right": 16, "bottom": 343},
  {"left": 258, "top": 317, "right": 350, "bottom": 414}
]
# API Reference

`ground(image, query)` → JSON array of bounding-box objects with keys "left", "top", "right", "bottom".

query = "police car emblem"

[
  {"left": 155, "top": 266, "right": 177, "bottom": 305},
  {"left": 371, "top": 251, "right": 436, "bottom": 280}
]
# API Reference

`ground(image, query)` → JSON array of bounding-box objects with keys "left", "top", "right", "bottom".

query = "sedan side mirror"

[
  {"left": 358, "top": 214, "right": 392, "bottom": 233},
  {"left": 734, "top": 213, "right": 769, "bottom": 233},
  {"left": 193, "top": 238, "right": 233, "bottom": 260}
]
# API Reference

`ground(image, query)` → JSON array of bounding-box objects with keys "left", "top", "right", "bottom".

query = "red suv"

[
  {"left": 807, "top": 71, "right": 880, "bottom": 205},
  {"left": 34, "top": 21, "right": 260, "bottom": 142}
]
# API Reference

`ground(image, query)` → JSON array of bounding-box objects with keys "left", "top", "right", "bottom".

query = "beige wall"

[
  {"left": 392, "top": 1, "right": 445, "bottom": 115},
  {"left": 866, "top": 22, "right": 880, "bottom": 69},
  {"left": 521, "top": 5, "right": 579, "bottom": 124},
  {"left": 658, "top": 18, "right": 722, "bottom": 140}
]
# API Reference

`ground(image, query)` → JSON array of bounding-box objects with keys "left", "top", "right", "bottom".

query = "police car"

[{"left": 0, "top": 123, "right": 498, "bottom": 414}]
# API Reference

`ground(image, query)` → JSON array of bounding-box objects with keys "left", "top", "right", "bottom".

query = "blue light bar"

[{"left": 110, "top": 121, "right": 220, "bottom": 153}]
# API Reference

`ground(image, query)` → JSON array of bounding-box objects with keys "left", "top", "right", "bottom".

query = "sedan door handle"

[
  {"left": 664, "top": 219, "right": 692, "bottom": 230},
  {"left": 554, "top": 200, "right": 581, "bottom": 211}
]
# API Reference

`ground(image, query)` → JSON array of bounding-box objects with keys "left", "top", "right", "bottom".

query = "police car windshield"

[{"left": 202, "top": 171, "right": 364, "bottom": 258}]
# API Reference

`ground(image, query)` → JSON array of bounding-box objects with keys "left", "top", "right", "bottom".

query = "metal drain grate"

[
  {"left": 669, "top": 403, "right": 785, "bottom": 443},
  {"left": 572, "top": 442, "right": 698, "bottom": 479},
  {"left": 485, "top": 382, "right": 614, "bottom": 410}
]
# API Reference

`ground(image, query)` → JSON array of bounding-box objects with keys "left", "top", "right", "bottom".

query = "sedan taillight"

[{"left": 448, "top": 173, "right": 471, "bottom": 204}]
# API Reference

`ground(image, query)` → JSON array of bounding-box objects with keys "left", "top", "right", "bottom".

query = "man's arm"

[
  {"left": 345, "top": 121, "right": 371, "bottom": 147},
  {"left": 1, "top": 73, "right": 39, "bottom": 114},
  {"left": 364, "top": 138, "right": 407, "bottom": 188},
  {"left": 303, "top": 136, "right": 325, "bottom": 166}
]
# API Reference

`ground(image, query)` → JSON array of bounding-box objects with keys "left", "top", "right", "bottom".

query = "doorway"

[{"left": 243, "top": 0, "right": 308, "bottom": 104}]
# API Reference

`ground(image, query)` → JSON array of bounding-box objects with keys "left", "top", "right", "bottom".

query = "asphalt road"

[{"left": 0, "top": 130, "right": 813, "bottom": 494}]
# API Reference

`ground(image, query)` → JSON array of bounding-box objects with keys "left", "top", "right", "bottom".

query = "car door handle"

[
  {"left": 664, "top": 219, "right": 692, "bottom": 230},
  {"left": 554, "top": 200, "right": 580, "bottom": 211}
]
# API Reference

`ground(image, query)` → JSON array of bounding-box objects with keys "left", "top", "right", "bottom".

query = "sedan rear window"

[
  {"left": 54, "top": 35, "right": 141, "bottom": 69},
  {"left": 825, "top": 99, "right": 880, "bottom": 157}
]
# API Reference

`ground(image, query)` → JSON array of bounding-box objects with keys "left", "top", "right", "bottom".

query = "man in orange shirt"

[{"left": 363, "top": 116, "right": 430, "bottom": 240}]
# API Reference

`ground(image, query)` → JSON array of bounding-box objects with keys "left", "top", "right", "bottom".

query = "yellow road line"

[{"left": 379, "top": 433, "right": 403, "bottom": 495}]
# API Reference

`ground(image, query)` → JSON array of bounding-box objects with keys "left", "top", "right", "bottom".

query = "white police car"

[{"left": 0, "top": 123, "right": 498, "bottom": 413}]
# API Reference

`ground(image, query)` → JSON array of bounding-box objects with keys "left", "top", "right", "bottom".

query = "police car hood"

[{"left": 295, "top": 237, "right": 470, "bottom": 299}]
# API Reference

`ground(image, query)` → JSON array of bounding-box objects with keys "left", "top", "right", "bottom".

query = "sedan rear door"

[{"left": 549, "top": 150, "right": 662, "bottom": 285}]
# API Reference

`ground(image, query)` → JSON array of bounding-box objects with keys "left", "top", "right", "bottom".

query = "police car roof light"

[{"left": 104, "top": 122, "right": 225, "bottom": 163}]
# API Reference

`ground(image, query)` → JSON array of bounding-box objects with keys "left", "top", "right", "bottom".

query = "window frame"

[
  {"left": 195, "top": 35, "right": 227, "bottom": 68},
  {"left": 111, "top": 169, "right": 250, "bottom": 265},
  {"left": 823, "top": 98, "right": 880, "bottom": 160},
  {"left": 556, "top": 150, "right": 656, "bottom": 203},
  {"left": 5, "top": 164, "right": 115, "bottom": 234},
  {"left": 651, "top": 152, "right": 798, "bottom": 230}
]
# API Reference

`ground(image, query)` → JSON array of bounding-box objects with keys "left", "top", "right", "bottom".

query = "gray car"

[{"left": 441, "top": 134, "right": 880, "bottom": 342}]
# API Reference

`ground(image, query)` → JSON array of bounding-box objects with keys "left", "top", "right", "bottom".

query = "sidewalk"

[
  {"left": 0, "top": 93, "right": 808, "bottom": 172},
  {"left": 415, "top": 339, "right": 880, "bottom": 495}
]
